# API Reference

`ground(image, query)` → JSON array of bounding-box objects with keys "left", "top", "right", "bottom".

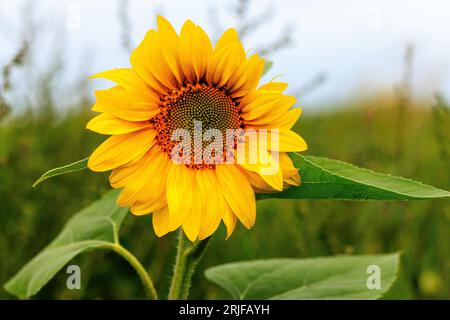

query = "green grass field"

[{"left": 0, "top": 94, "right": 449, "bottom": 299}]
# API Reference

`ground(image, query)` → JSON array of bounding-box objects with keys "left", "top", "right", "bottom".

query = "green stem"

[
  {"left": 180, "top": 237, "right": 211, "bottom": 299},
  {"left": 168, "top": 230, "right": 187, "bottom": 300},
  {"left": 110, "top": 244, "right": 158, "bottom": 300},
  {"left": 168, "top": 230, "right": 211, "bottom": 300}
]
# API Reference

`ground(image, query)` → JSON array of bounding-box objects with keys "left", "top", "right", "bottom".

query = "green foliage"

[
  {"left": 258, "top": 154, "right": 450, "bottom": 200},
  {"left": 205, "top": 253, "right": 399, "bottom": 299},
  {"left": 33, "top": 158, "right": 88, "bottom": 187},
  {"left": 4, "top": 190, "right": 126, "bottom": 299}
]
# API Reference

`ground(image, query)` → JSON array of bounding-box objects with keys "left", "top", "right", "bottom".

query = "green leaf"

[
  {"left": 4, "top": 190, "right": 127, "bottom": 299},
  {"left": 257, "top": 154, "right": 450, "bottom": 200},
  {"left": 205, "top": 253, "right": 399, "bottom": 300},
  {"left": 32, "top": 157, "right": 88, "bottom": 187},
  {"left": 262, "top": 60, "right": 273, "bottom": 77}
]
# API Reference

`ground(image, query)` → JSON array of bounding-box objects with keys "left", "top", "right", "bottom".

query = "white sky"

[{"left": 1, "top": 0, "right": 450, "bottom": 111}]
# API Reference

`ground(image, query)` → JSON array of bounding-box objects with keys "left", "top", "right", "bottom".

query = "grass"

[{"left": 0, "top": 94, "right": 449, "bottom": 299}]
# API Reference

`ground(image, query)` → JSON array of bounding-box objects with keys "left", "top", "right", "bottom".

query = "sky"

[{"left": 1, "top": 0, "right": 450, "bottom": 111}]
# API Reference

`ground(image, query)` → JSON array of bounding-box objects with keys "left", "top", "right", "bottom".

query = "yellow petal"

[
  {"left": 242, "top": 152, "right": 301, "bottom": 191},
  {"left": 182, "top": 186, "right": 202, "bottom": 242},
  {"left": 94, "top": 86, "right": 160, "bottom": 121},
  {"left": 207, "top": 28, "right": 245, "bottom": 85},
  {"left": 245, "top": 107, "right": 301, "bottom": 129},
  {"left": 280, "top": 153, "right": 301, "bottom": 186},
  {"left": 266, "top": 129, "right": 308, "bottom": 152},
  {"left": 243, "top": 169, "right": 274, "bottom": 193},
  {"left": 284, "top": 173, "right": 301, "bottom": 186},
  {"left": 179, "top": 20, "right": 213, "bottom": 83},
  {"left": 244, "top": 105, "right": 296, "bottom": 126},
  {"left": 280, "top": 153, "right": 298, "bottom": 175},
  {"left": 207, "top": 43, "right": 246, "bottom": 86},
  {"left": 258, "top": 81, "right": 288, "bottom": 92},
  {"left": 153, "top": 206, "right": 172, "bottom": 238},
  {"left": 197, "top": 169, "right": 224, "bottom": 240},
  {"left": 140, "top": 30, "right": 179, "bottom": 89},
  {"left": 215, "top": 165, "right": 256, "bottom": 229},
  {"left": 156, "top": 16, "right": 184, "bottom": 84},
  {"left": 131, "top": 42, "right": 168, "bottom": 94},
  {"left": 242, "top": 95, "right": 296, "bottom": 122},
  {"left": 179, "top": 20, "right": 196, "bottom": 83},
  {"left": 166, "top": 164, "right": 194, "bottom": 230},
  {"left": 88, "top": 129, "right": 156, "bottom": 172},
  {"left": 110, "top": 161, "right": 143, "bottom": 189},
  {"left": 238, "top": 146, "right": 284, "bottom": 191},
  {"left": 222, "top": 202, "right": 237, "bottom": 239},
  {"left": 130, "top": 153, "right": 172, "bottom": 215},
  {"left": 215, "top": 28, "right": 240, "bottom": 52},
  {"left": 192, "top": 26, "right": 213, "bottom": 81},
  {"left": 269, "top": 107, "right": 302, "bottom": 129},
  {"left": 228, "top": 54, "right": 265, "bottom": 97},
  {"left": 131, "top": 193, "right": 167, "bottom": 216},
  {"left": 86, "top": 113, "right": 152, "bottom": 135},
  {"left": 116, "top": 146, "right": 163, "bottom": 207},
  {"left": 90, "top": 68, "right": 154, "bottom": 95},
  {"left": 131, "top": 29, "right": 179, "bottom": 94},
  {"left": 240, "top": 90, "right": 281, "bottom": 113},
  {"left": 109, "top": 146, "right": 162, "bottom": 189}
]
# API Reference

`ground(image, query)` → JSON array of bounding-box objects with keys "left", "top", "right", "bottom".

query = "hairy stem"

[
  {"left": 168, "top": 230, "right": 187, "bottom": 300},
  {"left": 168, "top": 230, "right": 211, "bottom": 300},
  {"left": 180, "top": 237, "right": 211, "bottom": 299}
]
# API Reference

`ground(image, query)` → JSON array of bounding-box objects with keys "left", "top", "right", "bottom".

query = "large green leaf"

[
  {"left": 32, "top": 158, "right": 88, "bottom": 187},
  {"left": 257, "top": 154, "right": 450, "bottom": 200},
  {"left": 4, "top": 190, "right": 127, "bottom": 299},
  {"left": 205, "top": 253, "right": 399, "bottom": 300}
]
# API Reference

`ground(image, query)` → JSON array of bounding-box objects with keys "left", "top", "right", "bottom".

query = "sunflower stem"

[
  {"left": 168, "top": 230, "right": 187, "bottom": 300},
  {"left": 168, "top": 230, "right": 211, "bottom": 300},
  {"left": 180, "top": 236, "right": 211, "bottom": 299}
]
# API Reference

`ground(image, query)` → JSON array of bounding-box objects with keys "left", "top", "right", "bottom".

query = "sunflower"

[{"left": 87, "top": 16, "right": 307, "bottom": 241}]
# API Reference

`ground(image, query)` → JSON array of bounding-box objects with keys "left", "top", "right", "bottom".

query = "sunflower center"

[{"left": 152, "top": 84, "right": 242, "bottom": 168}]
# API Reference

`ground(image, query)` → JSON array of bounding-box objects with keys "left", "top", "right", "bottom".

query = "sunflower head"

[{"left": 87, "top": 16, "right": 307, "bottom": 241}]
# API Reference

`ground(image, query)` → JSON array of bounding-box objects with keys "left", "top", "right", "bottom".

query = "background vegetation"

[{"left": 0, "top": 0, "right": 449, "bottom": 300}]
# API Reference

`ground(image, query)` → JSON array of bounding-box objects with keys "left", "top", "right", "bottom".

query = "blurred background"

[{"left": 0, "top": 0, "right": 449, "bottom": 299}]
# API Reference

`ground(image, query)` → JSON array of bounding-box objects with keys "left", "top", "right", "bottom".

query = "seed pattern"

[{"left": 152, "top": 83, "right": 243, "bottom": 169}]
